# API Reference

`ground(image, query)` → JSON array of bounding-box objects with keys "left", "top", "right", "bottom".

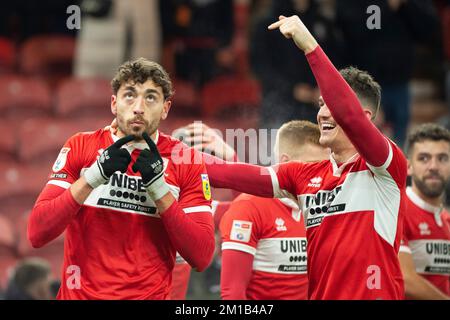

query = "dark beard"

[
  {"left": 117, "top": 117, "right": 159, "bottom": 141},
  {"left": 412, "top": 175, "right": 446, "bottom": 198}
]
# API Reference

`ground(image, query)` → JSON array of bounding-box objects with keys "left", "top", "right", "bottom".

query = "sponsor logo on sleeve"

[
  {"left": 201, "top": 174, "right": 211, "bottom": 200},
  {"left": 230, "top": 220, "right": 252, "bottom": 243},
  {"left": 52, "top": 147, "right": 71, "bottom": 172},
  {"left": 50, "top": 173, "right": 68, "bottom": 179}
]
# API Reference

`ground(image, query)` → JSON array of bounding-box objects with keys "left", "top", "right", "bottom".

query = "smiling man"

[
  {"left": 27, "top": 58, "right": 215, "bottom": 299},
  {"left": 203, "top": 15, "right": 408, "bottom": 299}
]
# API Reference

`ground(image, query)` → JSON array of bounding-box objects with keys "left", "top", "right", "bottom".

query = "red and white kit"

[
  {"left": 205, "top": 46, "right": 408, "bottom": 300},
  {"left": 220, "top": 194, "right": 308, "bottom": 299},
  {"left": 400, "top": 187, "right": 450, "bottom": 295},
  {"left": 270, "top": 141, "right": 406, "bottom": 300},
  {"left": 29, "top": 129, "right": 213, "bottom": 299}
]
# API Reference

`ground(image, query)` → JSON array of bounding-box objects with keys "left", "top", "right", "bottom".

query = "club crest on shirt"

[
  {"left": 52, "top": 147, "right": 70, "bottom": 172},
  {"left": 201, "top": 174, "right": 211, "bottom": 200}
]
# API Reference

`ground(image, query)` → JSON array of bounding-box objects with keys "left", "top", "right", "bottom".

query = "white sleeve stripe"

[
  {"left": 268, "top": 166, "right": 296, "bottom": 200},
  {"left": 399, "top": 245, "right": 412, "bottom": 254},
  {"left": 268, "top": 166, "right": 281, "bottom": 198},
  {"left": 183, "top": 205, "right": 213, "bottom": 214},
  {"left": 211, "top": 200, "right": 219, "bottom": 215},
  {"left": 47, "top": 180, "right": 72, "bottom": 189},
  {"left": 367, "top": 138, "right": 393, "bottom": 171},
  {"left": 222, "top": 242, "right": 256, "bottom": 255}
]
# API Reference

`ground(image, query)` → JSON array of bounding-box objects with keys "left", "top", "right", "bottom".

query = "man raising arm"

[{"left": 205, "top": 15, "right": 407, "bottom": 299}]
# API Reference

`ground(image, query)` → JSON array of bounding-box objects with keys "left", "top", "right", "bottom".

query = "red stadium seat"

[
  {"left": 19, "top": 35, "right": 75, "bottom": 76},
  {"left": 0, "top": 215, "right": 18, "bottom": 287},
  {"left": 159, "top": 115, "right": 200, "bottom": 136},
  {"left": 16, "top": 212, "right": 64, "bottom": 278},
  {"left": 0, "top": 163, "right": 48, "bottom": 224},
  {"left": 201, "top": 76, "right": 261, "bottom": 118},
  {"left": 0, "top": 75, "right": 52, "bottom": 119},
  {"left": 170, "top": 78, "right": 200, "bottom": 115},
  {"left": 0, "top": 37, "right": 15, "bottom": 73},
  {"left": 17, "top": 117, "right": 112, "bottom": 165},
  {"left": 55, "top": 77, "right": 113, "bottom": 118},
  {"left": 0, "top": 121, "right": 18, "bottom": 161}
]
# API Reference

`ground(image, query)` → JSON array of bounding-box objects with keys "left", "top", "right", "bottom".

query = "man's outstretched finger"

[
  {"left": 112, "top": 135, "right": 135, "bottom": 148},
  {"left": 267, "top": 15, "right": 287, "bottom": 30},
  {"left": 142, "top": 132, "right": 159, "bottom": 153}
]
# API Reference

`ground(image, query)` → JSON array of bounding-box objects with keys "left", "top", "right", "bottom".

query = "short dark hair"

[
  {"left": 111, "top": 58, "right": 173, "bottom": 100},
  {"left": 406, "top": 123, "right": 450, "bottom": 155},
  {"left": 340, "top": 66, "right": 381, "bottom": 119},
  {"left": 12, "top": 258, "right": 51, "bottom": 292}
]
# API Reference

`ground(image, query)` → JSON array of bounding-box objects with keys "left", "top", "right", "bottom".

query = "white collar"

[
  {"left": 110, "top": 130, "right": 159, "bottom": 151},
  {"left": 278, "top": 198, "right": 301, "bottom": 222},
  {"left": 330, "top": 152, "right": 359, "bottom": 177},
  {"left": 406, "top": 186, "right": 443, "bottom": 227}
]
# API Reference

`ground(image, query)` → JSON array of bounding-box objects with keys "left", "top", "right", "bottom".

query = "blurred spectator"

[
  {"left": 250, "top": 0, "right": 347, "bottom": 129},
  {"left": 0, "top": 0, "right": 79, "bottom": 42},
  {"left": 160, "top": 0, "right": 234, "bottom": 87},
  {"left": 4, "top": 258, "right": 54, "bottom": 300},
  {"left": 335, "top": 0, "right": 440, "bottom": 148},
  {"left": 74, "top": 0, "right": 161, "bottom": 78}
]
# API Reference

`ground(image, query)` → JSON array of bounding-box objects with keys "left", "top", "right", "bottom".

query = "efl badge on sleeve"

[
  {"left": 52, "top": 147, "right": 71, "bottom": 172},
  {"left": 230, "top": 220, "right": 253, "bottom": 243},
  {"left": 201, "top": 174, "right": 211, "bottom": 200}
]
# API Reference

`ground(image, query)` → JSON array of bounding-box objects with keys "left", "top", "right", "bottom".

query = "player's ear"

[
  {"left": 363, "top": 108, "right": 373, "bottom": 121},
  {"left": 111, "top": 95, "right": 117, "bottom": 116},
  {"left": 161, "top": 99, "right": 171, "bottom": 120},
  {"left": 280, "top": 153, "right": 290, "bottom": 163},
  {"left": 407, "top": 159, "right": 413, "bottom": 176}
]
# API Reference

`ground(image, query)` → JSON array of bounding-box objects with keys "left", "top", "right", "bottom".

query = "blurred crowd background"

[{"left": 0, "top": 0, "right": 449, "bottom": 299}]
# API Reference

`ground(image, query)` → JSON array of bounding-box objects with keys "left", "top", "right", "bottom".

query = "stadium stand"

[
  {"left": 170, "top": 78, "right": 200, "bottom": 116},
  {"left": 0, "top": 37, "right": 15, "bottom": 73},
  {"left": 0, "top": 215, "right": 18, "bottom": 288},
  {"left": 0, "top": 75, "right": 52, "bottom": 119},
  {"left": 0, "top": 121, "right": 17, "bottom": 162},
  {"left": 0, "top": 163, "right": 48, "bottom": 224},
  {"left": 16, "top": 212, "right": 64, "bottom": 279},
  {"left": 200, "top": 75, "right": 261, "bottom": 118},
  {"left": 17, "top": 117, "right": 114, "bottom": 165},
  {"left": 54, "top": 77, "right": 112, "bottom": 118},
  {"left": 18, "top": 35, "right": 75, "bottom": 75}
]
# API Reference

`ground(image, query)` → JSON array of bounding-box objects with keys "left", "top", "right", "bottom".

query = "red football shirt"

[
  {"left": 400, "top": 187, "right": 450, "bottom": 295},
  {"left": 220, "top": 194, "right": 308, "bottom": 300},
  {"left": 270, "top": 139, "right": 407, "bottom": 300},
  {"left": 47, "top": 129, "right": 212, "bottom": 299}
]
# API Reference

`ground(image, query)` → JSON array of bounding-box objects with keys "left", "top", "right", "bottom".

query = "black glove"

[
  {"left": 132, "top": 132, "right": 169, "bottom": 200},
  {"left": 84, "top": 135, "right": 134, "bottom": 188}
]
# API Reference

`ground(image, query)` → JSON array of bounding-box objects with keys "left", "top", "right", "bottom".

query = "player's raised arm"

[{"left": 269, "top": 15, "right": 390, "bottom": 167}]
